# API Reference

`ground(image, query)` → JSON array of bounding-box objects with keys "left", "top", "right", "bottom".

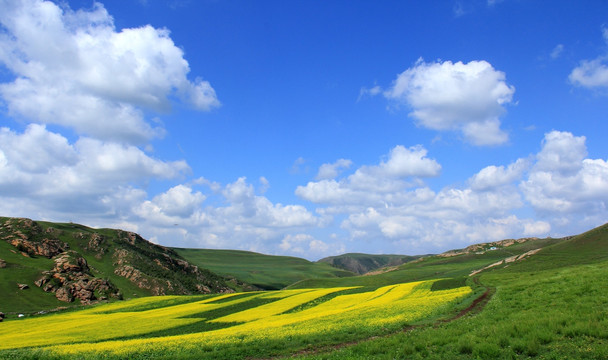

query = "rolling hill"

[
  {"left": 317, "top": 253, "right": 424, "bottom": 275},
  {"left": 1, "top": 217, "right": 607, "bottom": 359},
  {"left": 0, "top": 217, "right": 247, "bottom": 314},
  {"left": 288, "top": 235, "right": 566, "bottom": 289},
  {"left": 292, "top": 223, "right": 608, "bottom": 359},
  {"left": 173, "top": 248, "right": 355, "bottom": 290}
]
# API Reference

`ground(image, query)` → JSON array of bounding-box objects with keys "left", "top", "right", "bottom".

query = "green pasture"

[
  {"left": 295, "top": 224, "right": 608, "bottom": 359},
  {"left": 174, "top": 248, "right": 355, "bottom": 289}
]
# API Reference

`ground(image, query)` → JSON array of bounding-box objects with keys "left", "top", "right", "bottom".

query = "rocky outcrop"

[
  {"left": 0, "top": 258, "right": 5, "bottom": 268},
  {"left": 318, "top": 253, "right": 418, "bottom": 275},
  {"left": 2, "top": 217, "right": 242, "bottom": 310},
  {"left": 470, "top": 248, "right": 543, "bottom": 276},
  {"left": 78, "top": 232, "right": 107, "bottom": 259},
  {"left": 6, "top": 237, "right": 69, "bottom": 258},
  {"left": 1, "top": 218, "right": 69, "bottom": 258},
  {"left": 112, "top": 247, "right": 234, "bottom": 295},
  {"left": 438, "top": 237, "right": 540, "bottom": 258},
  {"left": 35, "top": 250, "right": 121, "bottom": 304}
]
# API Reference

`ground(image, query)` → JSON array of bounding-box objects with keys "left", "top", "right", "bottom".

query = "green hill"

[
  {"left": 2, "top": 217, "right": 607, "bottom": 359},
  {"left": 173, "top": 248, "right": 355, "bottom": 290},
  {"left": 292, "top": 224, "right": 608, "bottom": 359},
  {"left": 317, "top": 253, "right": 423, "bottom": 275},
  {"left": 289, "top": 236, "right": 565, "bottom": 289},
  {"left": 0, "top": 217, "right": 246, "bottom": 314}
]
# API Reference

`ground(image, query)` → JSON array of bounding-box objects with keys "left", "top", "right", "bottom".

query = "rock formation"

[{"left": 35, "top": 250, "right": 121, "bottom": 304}]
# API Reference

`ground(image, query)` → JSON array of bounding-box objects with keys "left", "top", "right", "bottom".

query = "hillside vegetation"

[
  {"left": 294, "top": 223, "right": 608, "bottom": 359},
  {"left": 1, "top": 217, "right": 606, "bottom": 359},
  {"left": 288, "top": 236, "right": 564, "bottom": 289},
  {"left": 317, "top": 253, "right": 423, "bottom": 275},
  {"left": 0, "top": 278, "right": 472, "bottom": 359},
  {"left": 174, "top": 248, "right": 355, "bottom": 290},
  {"left": 0, "top": 217, "right": 245, "bottom": 314}
]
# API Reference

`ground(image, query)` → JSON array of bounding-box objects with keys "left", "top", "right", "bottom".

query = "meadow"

[
  {"left": 1, "top": 223, "right": 606, "bottom": 359},
  {"left": 174, "top": 248, "right": 354, "bottom": 290},
  {"left": 0, "top": 279, "right": 472, "bottom": 359},
  {"left": 294, "top": 224, "right": 608, "bottom": 359}
]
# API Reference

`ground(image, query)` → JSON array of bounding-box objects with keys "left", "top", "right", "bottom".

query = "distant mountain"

[
  {"left": 317, "top": 253, "right": 424, "bottom": 275},
  {"left": 174, "top": 248, "right": 355, "bottom": 290},
  {"left": 0, "top": 217, "right": 251, "bottom": 314}
]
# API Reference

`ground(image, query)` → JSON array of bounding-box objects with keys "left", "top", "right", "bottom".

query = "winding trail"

[{"left": 262, "top": 278, "right": 495, "bottom": 359}]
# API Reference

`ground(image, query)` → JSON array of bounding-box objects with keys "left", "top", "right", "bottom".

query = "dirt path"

[{"left": 261, "top": 279, "right": 495, "bottom": 359}]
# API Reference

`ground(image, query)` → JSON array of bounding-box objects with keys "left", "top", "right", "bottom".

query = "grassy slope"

[
  {"left": 0, "top": 236, "right": 65, "bottom": 313},
  {"left": 288, "top": 237, "right": 563, "bottom": 289},
  {"left": 295, "top": 223, "right": 608, "bottom": 359},
  {"left": 0, "top": 218, "right": 236, "bottom": 314},
  {"left": 2, "top": 223, "right": 605, "bottom": 359},
  {"left": 317, "top": 253, "right": 423, "bottom": 275},
  {"left": 0, "top": 220, "right": 153, "bottom": 313},
  {"left": 43, "top": 221, "right": 153, "bottom": 299},
  {"left": 173, "top": 248, "right": 355, "bottom": 290}
]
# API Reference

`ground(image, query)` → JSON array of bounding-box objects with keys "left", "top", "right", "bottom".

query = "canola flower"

[{"left": 0, "top": 280, "right": 472, "bottom": 358}]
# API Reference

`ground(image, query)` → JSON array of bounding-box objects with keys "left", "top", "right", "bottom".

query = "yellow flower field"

[{"left": 0, "top": 280, "right": 471, "bottom": 359}]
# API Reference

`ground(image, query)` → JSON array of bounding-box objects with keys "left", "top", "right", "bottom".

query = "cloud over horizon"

[
  {"left": 384, "top": 59, "right": 515, "bottom": 146},
  {"left": 0, "top": 1, "right": 606, "bottom": 260}
]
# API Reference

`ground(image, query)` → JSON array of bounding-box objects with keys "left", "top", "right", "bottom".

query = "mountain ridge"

[{"left": 0, "top": 217, "right": 249, "bottom": 314}]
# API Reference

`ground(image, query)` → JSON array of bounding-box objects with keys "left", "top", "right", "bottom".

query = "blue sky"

[{"left": 1, "top": 0, "right": 607, "bottom": 260}]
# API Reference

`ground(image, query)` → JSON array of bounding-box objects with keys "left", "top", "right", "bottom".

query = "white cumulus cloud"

[
  {"left": 297, "top": 145, "right": 440, "bottom": 206},
  {"left": 569, "top": 27, "right": 608, "bottom": 89},
  {"left": 521, "top": 131, "right": 608, "bottom": 225},
  {"left": 384, "top": 59, "right": 514, "bottom": 146},
  {"left": 0, "top": 124, "right": 189, "bottom": 217},
  {"left": 0, "top": 0, "right": 219, "bottom": 143},
  {"left": 316, "top": 159, "right": 353, "bottom": 180}
]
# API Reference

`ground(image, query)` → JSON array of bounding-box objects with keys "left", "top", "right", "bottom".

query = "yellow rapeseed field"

[{"left": 0, "top": 280, "right": 471, "bottom": 358}]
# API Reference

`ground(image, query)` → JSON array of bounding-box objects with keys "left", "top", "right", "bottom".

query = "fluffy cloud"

[
  {"left": 0, "top": 124, "right": 188, "bottom": 216},
  {"left": 0, "top": 1, "right": 330, "bottom": 259},
  {"left": 130, "top": 177, "right": 326, "bottom": 258},
  {"left": 569, "top": 27, "right": 608, "bottom": 89},
  {"left": 297, "top": 131, "right": 608, "bottom": 254},
  {"left": 139, "top": 185, "right": 206, "bottom": 219},
  {"left": 384, "top": 59, "right": 514, "bottom": 146},
  {"left": 316, "top": 159, "right": 352, "bottom": 180},
  {"left": 469, "top": 159, "right": 529, "bottom": 191},
  {"left": 279, "top": 233, "right": 344, "bottom": 258},
  {"left": 0, "top": 0, "right": 219, "bottom": 143},
  {"left": 521, "top": 131, "right": 608, "bottom": 225},
  {"left": 569, "top": 59, "right": 608, "bottom": 88},
  {"left": 297, "top": 145, "right": 440, "bottom": 206}
]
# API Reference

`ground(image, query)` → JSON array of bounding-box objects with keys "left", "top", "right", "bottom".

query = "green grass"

[
  {"left": 0, "top": 281, "right": 473, "bottom": 360},
  {"left": 288, "top": 237, "right": 562, "bottom": 289},
  {"left": 293, "top": 260, "right": 608, "bottom": 359},
  {"left": 3, "top": 218, "right": 607, "bottom": 359},
  {"left": 292, "top": 224, "right": 608, "bottom": 359},
  {"left": 0, "top": 218, "right": 239, "bottom": 314},
  {"left": 317, "top": 253, "right": 423, "bottom": 274},
  {"left": 0, "top": 238, "right": 65, "bottom": 313},
  {"left": 173, "top": 248, "right": 355, "bottom": 289}
]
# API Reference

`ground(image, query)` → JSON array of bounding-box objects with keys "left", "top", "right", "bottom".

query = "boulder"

[
  {"left": 34, "top": 250, "right": 121, "bottom": 303},
  {"left": 6, "top": 238, "right": 69, "bottom": 258},
  {"left": 55, "top": 287, "right": 73, "bottom": 302},
  {"left": 53, "top": 250, "right": 89, "bottom": 273},
  {"left": 17, "top": 283, "right": 29, "bottom": 290}
]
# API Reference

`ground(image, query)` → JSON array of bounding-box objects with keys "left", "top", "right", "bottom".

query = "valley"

[{"left": 0, "top": 216, "right": 606, "bottom": 359}]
